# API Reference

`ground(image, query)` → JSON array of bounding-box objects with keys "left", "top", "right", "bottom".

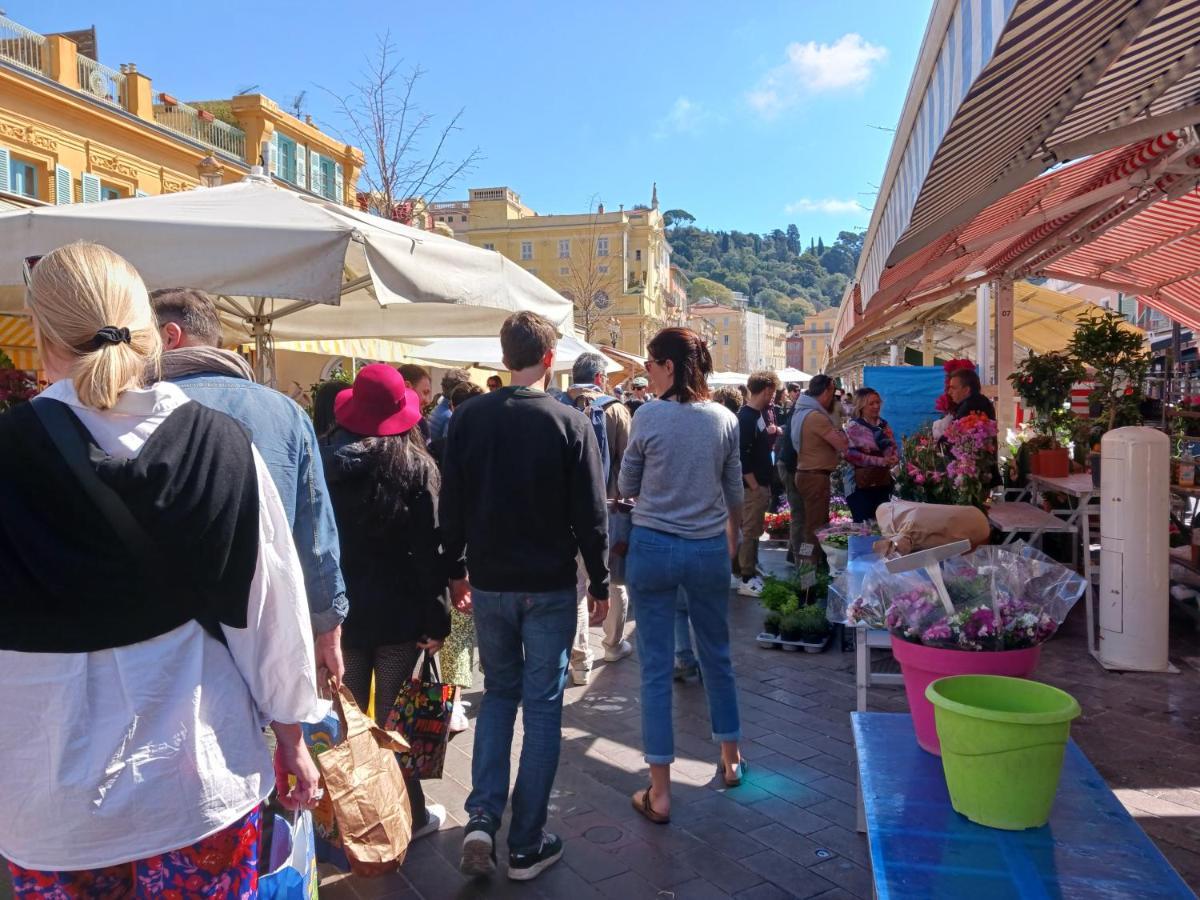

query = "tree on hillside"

[
  {"left": 663, "top": 208, "right": 695, "bottom": 227},
  {"left": 786, "top": 224, "right": 801, "bottom": 255},
  {"left": 324, "top": 32, "right": 481, "bottom": 220},
  {"left": 689, "top": 276, "right": 734, "bottom": 305}
]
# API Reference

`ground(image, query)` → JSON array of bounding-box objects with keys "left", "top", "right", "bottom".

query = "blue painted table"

[{"left": 852, "top": 712, "right": 1196, "bottom": 899}]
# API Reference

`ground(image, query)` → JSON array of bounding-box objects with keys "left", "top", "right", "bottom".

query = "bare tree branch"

[{"left": 317, "top": 33, "right": 482, "bottom": 220}]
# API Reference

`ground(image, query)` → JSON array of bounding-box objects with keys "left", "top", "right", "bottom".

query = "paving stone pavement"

[{"left": 1, "top": 548, "right": 1196, "bottom": 899}]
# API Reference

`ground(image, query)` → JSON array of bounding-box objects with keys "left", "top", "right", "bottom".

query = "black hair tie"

[{"left": 90, "top": 326, "right": 132, "bottom": 350}]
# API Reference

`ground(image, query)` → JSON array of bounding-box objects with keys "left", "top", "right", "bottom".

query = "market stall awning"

[
  {"left": 777, "top": 367, "right": 813, "bottom": 383},
  {"left": 834, "top": 281, "right": 1142, "bottom": 370},
  {"left": 841, "top": 0, "right": 1200, "bottom": 354},
  {"left": 0, "top": 315, "right": 36, "bottom": 370}
]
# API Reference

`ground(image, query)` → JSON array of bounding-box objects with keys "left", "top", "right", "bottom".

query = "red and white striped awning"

[{"left": 840, "top": 0, "right": 1200, "bottom": 360}]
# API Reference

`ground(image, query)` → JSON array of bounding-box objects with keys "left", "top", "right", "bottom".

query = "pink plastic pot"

[{"left": 890, "top": 636, "right": 1042, "bottom": 755}]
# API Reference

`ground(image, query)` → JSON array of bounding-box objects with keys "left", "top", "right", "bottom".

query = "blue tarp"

[{"left": 862, "top": 366, "right": 944, "bottom": 442}]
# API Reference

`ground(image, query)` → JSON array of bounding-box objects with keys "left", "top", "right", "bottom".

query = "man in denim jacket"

[{"left": 150, "top": 289, "right": 348, "bottom": 680}]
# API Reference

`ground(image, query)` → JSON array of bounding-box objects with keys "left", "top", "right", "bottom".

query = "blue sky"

[{"left": 20, "top": 1, "right": 931, "bottom": 240}]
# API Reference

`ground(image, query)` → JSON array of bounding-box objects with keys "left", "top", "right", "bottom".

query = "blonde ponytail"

[{"left": 27, "top": 243, "right": 161, "bottom": 410}]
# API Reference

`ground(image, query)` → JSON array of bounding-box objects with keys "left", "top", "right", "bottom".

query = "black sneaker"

[
  {"left": 460, "top": 813, "right": 497, "bottom": 878},
  {"left": 507, "top": 832, "right": 563, "bottom": 882}
]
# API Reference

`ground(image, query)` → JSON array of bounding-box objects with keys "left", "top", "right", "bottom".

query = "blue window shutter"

[
  {"left": 81, "top": 172, "right": 101, "bottom": 203},
  {"left": 55, "top": 165, "right": 71, "bottom": 204},
  {"left": 310, "top": 151, "right": 323, "bottom": 196},
  {"left": 335, "top": 163, "right": 344, "bottom": 205},
  {"left": 296, "top": 145, "right": 307, "bottom": 189},
  {"left": 269, "top": 132, "right": 279, "bottom": 176},
  {"left": 0, "top": 148, "right": 9, "bottom": 194}
]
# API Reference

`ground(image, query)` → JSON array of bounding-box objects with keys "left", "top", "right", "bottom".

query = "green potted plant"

[
  {"left": 763, "top": 610, "right": 783, "bottom": 639},
  {"left": 778, "top": 610, "right": 805, "bottom": 648},
  {"left": 1007, "top": 350, "right": 1084, "bottom": 477},
  {"left": 757, "top": 577, "right": 799, "bottom": 647},
  {"left": 793, "top": 603, "right": 832, "bottom": 652},
  {"left": 1067, "top": 309, "right": 1150, "bottom": 436}
]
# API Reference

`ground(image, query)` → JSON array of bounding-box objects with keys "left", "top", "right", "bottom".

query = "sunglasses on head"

[{"left": 21, "top": 255, "right": 43, "bottom": 290}]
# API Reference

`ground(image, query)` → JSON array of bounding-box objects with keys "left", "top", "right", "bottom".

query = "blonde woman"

[{"left": 0, "top": 244, "right": 324, "bottom": 896}]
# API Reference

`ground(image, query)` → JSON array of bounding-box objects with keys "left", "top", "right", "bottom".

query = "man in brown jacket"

[
  {"left": 563, "top": 352, "right": 634, "bottom": 684},
  {"left": 789, "top": 374, "right": 849, "bottom": 569}
]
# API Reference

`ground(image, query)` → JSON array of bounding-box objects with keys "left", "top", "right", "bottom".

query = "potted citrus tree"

[{"left": 1007, "top": 350, "right": 1083, "bottom": 477}]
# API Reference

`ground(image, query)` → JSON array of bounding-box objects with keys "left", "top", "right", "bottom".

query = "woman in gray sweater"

[{"left": 618, "top": 327, "right": 746, "bottom": 825}]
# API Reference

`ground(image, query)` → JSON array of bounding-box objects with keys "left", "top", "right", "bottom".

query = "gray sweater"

[{"left": 618, "top": 399, "right": 744, "bottom": 539}]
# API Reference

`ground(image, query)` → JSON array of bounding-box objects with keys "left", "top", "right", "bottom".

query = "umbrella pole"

[{"left": 251, "top": 297, "right": 275, "bottom": 387}]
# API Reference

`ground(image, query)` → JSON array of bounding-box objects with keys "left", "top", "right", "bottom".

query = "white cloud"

[
  {"left": 655, "top": 96, "right": 707, "bottom": 139},
  {"left": 748, "top": 33, "right": 888, "bottom": 117},
  {"left": 784, "top": 198, "right": 861, "bottom": 215}
]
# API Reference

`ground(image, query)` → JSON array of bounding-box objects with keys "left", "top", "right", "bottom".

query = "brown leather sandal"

[
  {"left": 717, "top": 759, "right": 746, "bottom": 787},
  {"left": 631, "top": 787, "right": 670, "bottom": 824}
]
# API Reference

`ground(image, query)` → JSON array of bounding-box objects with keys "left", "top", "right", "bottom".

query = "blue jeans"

[
  {"left": 467, "top": 588, "right": 576, "bottom": 852},
  {"left": 674, "top": 588, "right": 695, "bottom": 666},
  {"left": 627, "top": 527, "right": 741, "bottom": 764}
]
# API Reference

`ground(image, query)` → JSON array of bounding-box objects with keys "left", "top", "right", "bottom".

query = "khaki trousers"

[
  {"left": 570, "top": 560, "right": 629, "bottom": 674},
  {"left": 779, "top": 461, "right": 805, "bottom": 559},
  {"left": 794, "top": 471, "right": 833, "bottom": 567},
  {"left": 737, "top": 484, "right": 771, "bottom": 578}
]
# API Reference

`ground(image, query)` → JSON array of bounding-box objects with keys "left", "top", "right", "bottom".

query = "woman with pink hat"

[{"left": 321, "top": 363, "right": 456, "bottom": 841}]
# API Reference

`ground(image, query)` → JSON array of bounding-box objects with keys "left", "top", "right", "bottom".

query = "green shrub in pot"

[
  {"left": 763, "top": 610, "right": 782, "bottom": 636},
  {"left": 795, "top": 603, "right": 832, "bottom": 643}
]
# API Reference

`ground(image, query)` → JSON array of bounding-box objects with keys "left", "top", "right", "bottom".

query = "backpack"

[{"left": 562, "top": 390, "right": 615, "bottom": 483}]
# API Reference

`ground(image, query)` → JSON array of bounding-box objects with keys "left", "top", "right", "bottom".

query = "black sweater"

[
  {"left": 737, "top": 405, "right": 774, "bottom": 486},
  {"left": 440, "top": 385, "right": 609, "bottom": 599}
]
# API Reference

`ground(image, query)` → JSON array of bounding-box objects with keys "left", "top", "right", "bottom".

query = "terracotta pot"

[{"left": 1035, "top": 448, "right": 1070, "bottom": 478}]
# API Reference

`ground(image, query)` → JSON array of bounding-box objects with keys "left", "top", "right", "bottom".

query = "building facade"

[
  {"left": 0, "top": 14, "right": 362, "bottom": 208},
  {"left": 764, "top": 318, "right": 788, "bottom": 372},
  {"left": 427, "top": 185, "right": 672, "bottom": 355},
  {"left": 795, "top": 306, "right": 840, "bottom": 373}
]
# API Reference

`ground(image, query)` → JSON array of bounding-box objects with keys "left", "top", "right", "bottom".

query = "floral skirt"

[
  {"left": 8, "top": 806, "right": 260, "bottom": 899},
  {"left": 439, "top": 607, "right": 477, "bottom": 689}
]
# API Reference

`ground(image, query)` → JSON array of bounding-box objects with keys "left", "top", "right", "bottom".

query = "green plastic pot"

[{"left": 926, "top": 675, "right": 1081, "bottom": 830}]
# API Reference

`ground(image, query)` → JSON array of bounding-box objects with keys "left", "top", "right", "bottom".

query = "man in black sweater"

[
  {"left": 736, "top": 370, "right": 781, "bottom": 597},
  {"left": 441, "top": 311, "right": 609, "bottom": 883}
]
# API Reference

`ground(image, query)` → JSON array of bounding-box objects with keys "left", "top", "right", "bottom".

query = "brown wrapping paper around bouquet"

[{"left": 873, "top": 500, "right": 990, "bottom": 556}]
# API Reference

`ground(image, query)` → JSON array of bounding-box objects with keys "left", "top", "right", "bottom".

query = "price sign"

[{"left": 798, "top": 542, "right": 815, "bottom": 558}]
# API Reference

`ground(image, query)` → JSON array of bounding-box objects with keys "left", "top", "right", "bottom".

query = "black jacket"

[
  {"left": 955, "top": 392, "right": 997, "bottom": 421},
  {"left": 440, "top": 385, "right": 609, "bottom": 599},
  {"left": 737, "top": 405, "right": 774, "bottom": 486},
  {"left": 322, "top": 430, "right": 451, "bottom": 648}
]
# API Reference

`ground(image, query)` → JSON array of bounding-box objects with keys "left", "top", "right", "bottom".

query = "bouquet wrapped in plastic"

[{"left": 827, "top": 543, "right": 1086, "bottom": 651}]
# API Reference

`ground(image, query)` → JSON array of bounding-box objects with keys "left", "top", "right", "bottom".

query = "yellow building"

[
  {"left": 0, "top": 14, "right": 362, "bottom": 209},
  {"left": 796, "top": 306, "right": 840, "bottom": 372},
  {"left": 428, "top": 185, "right": 674, "bottom": 355},
  {"left": 764, "top": 317, "right": 788, "bottom": 372}
]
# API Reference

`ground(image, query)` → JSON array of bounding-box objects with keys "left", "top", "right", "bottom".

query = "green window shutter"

[
  {"left": 310, "top": 151, "right": 323, "bottom": 196},
  {"left": 81, "top": 172, "right": 101, "bottom": 203},
  {"left": 0, "top": 148, "right": 9, "bottom": 194},
  {"left": 334, "top": 163, "right": 344, "bottom": 205},
  {"left": 269, "top": 132, "right": 279, "bottom": 176},
  {"left": 55, "top": 165, "right": 72, "bottom": 204},
  {"left": 296, "top": 145, "right": 307, "bottom": 189}
]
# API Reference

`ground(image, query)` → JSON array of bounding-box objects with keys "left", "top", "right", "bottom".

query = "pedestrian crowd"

[{"left": 0, "top": 241, "right": 948, "bottom": 894}]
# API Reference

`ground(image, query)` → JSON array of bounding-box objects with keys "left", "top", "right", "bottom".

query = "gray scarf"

[{"left": 158, "top": 346, "right": 255, "bottom": 382}]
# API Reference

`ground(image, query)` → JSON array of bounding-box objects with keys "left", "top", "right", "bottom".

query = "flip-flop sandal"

[
  {"left": 631, "top": 787, "right": 670, "bottom": 824},
  {"left": 718, "top": 759, "right": 746, "bottom": 787}
]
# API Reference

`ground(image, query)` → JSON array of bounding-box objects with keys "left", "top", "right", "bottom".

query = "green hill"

[{"left": 664, "top": 215, "right": 863, "bottom": 326}]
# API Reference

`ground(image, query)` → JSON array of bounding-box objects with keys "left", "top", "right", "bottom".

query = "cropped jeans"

[
  {"left": 466, "top": 588, "right": 576, "bottom": 853},
  {"left": 627, "top": 526, "right": 741, "bottom": 764}
]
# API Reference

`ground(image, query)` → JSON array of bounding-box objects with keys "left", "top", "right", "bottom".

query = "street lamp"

[
  {"left": 607, "top": 316, "right": 621, "bottom": 348},
  {"left": 197, "top": 154, "right": 224, "bottom": 188}
]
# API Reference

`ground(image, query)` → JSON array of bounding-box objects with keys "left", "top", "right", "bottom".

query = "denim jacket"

[{"left": 170, "top": 374, "right": 348, "bottom": 633}]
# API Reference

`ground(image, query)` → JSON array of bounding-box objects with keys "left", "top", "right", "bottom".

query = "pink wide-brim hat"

[{"left": 334, "top": 363, "right": 424, "bottom": 437}]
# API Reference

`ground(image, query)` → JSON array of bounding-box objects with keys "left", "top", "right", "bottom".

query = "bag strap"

[
  {"left": 30, "top": 398, "right": 157, "bottom": 558},
  {"left": 419, "top": 649, "right": 441, "bottom": 684}
]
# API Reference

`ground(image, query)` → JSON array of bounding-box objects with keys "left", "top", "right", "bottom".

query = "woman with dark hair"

[
  {"left": 843, "top": 387, "right": 897, "bottom": 522},
  {"left": 618, "top": 328, "right": 746, "bottom": 825},
  {"left": 311, "top": 378, "right": 346, "bottom": 443},
  {"left": 322, "top": 363, "right": 453, "bottom": 841}
]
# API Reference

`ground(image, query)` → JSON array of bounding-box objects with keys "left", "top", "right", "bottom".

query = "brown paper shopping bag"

[{"left": 316, "top": 683, "right": 414, "bottom": 877}]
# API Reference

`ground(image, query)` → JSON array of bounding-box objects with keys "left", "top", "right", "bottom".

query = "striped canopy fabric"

[
  {"left": 0, "top": 315, "right": 36, "bottom": 370},
  {"left": 847, "top": 0, "right": 1200, "bottom": 349}
]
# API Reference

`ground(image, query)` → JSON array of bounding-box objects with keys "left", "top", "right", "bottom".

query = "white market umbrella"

[
  {"left": 707, "top": 371, "right": 749, "bottom": 386},
  {"left": 411, "top": 334, "right": 622, "bottom": 374},
  {"left": 0, "top": 177, "right": 572, "bottom": 379},
  {"left": 777, "top": 367, "right": 812, "bottom": 383}
]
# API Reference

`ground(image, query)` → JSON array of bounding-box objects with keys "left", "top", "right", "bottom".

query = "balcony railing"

[
  {"left": 77, "top": 55, "right": 124, "bottom": 107},
  {"left": 0, "top": 14, "right": 47, "bottom": 76},
  {"left": 153, "top": 101, "right": 247, "bottom": 161}
]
